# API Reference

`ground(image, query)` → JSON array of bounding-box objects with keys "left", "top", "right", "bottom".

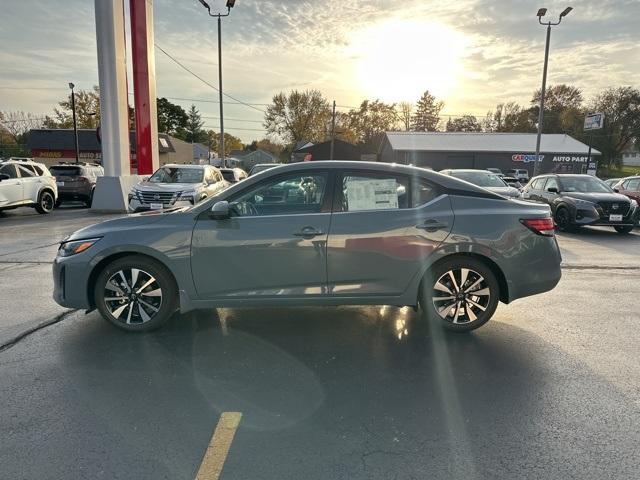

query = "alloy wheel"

[
  {"left": 41, "top": 192, "right": 54, "bottom": 212},
  {"left": 104, "top": 268, "right": 163, "bottom": 325},
  {"left": 432, "top": 268, "right": 491, "bottom": 324}
]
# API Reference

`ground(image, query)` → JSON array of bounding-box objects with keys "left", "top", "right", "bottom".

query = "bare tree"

[
  {"left": 398, "top": 102, "right": 413, "bottom": 131},
  {"left": 0, "top": 111, "right": 44, "bottom": 142},
  {"left": 264, "top": 90, "right": 331, "bottom": 144}
]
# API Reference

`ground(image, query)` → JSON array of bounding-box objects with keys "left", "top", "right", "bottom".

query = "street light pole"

[
  {"left": 197, "top": 0, "right": 235, "bottom": 168},
  {"left": 69, "top": 82, "right": 80, "bottom": 164},
  {"left": 533, "top": 7, "right": 572, "bottom": 177}
]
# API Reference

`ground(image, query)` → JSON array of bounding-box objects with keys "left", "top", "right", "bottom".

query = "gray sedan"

[
  {"left": 53, "top": 161, "right": 561, "bottom": 333},
  {"left": 440, "top": 169, "right": 522, "bottom": 198}
]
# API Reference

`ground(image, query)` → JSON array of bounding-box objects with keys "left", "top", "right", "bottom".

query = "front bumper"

[
  {"left": 128, "top": 197, "right": 194, "bottom": 213},
  {"left": 571, "top": 203, "right": 638, "bottom": 227},
  {"left": 53, "top": 253, "right": 93, "bottom": 310}
]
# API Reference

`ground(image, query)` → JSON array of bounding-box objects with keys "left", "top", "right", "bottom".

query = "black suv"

[
  {"left": 49, "top": 163, "right": 104, "bottom": 207},
  {"left": 523, "top": 174, "right": 638, "bottom": 233}
]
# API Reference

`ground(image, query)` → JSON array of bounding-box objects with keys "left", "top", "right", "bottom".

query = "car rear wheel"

[
  {"left": 419, "top": 257, "right": 500, "bottom": 332},
  {"left": 85, "top": 189, "right": 94, "bottom": 208},
  {"left": 35, "top": 190, "right": 55, "bottom": 214},
  {"left": 94, "top": 255, "right": 178, "bottom": 332},
  {"left": 614, "top": 225, "right": 634, "bottom": 234},
  {"left": 554, "top": 207, "right": 573, "bottom": 232}
]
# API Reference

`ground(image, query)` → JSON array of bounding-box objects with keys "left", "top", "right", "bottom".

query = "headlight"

[
  {"left": 566, "top": 197, "right": 595, "bottom": 208},
  {"left": 58, "top": 238, "right": 101, "bottom": 257},
  {"left": 631, "top": 199, "right": 638, "bottom": 209}
]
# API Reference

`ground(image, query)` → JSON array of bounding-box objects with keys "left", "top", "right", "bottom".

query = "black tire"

[
  {"left": 85, "top": 190, "right": 94, "bottom": 208},
  {"left": 554, "top": 207, "right": 574, "bottom": 232},
  {"left": 94, "top": 255, "right": 178, "bottom": 332},
  {"left": 614, "top": 225, "right": 634, "bottom": 234},
  {"left": 35, "top": 190, "right": 55, "bottom": 214},
  {"left": 419, "top": 256, "right": 500, "bottom": 333}
]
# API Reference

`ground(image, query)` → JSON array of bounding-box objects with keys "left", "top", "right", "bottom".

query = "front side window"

[
  {"left": 149, "top": 167, "right": 203, "bottom": 184},
  {"left": 0, "top": 164, "right": 18, "bottom": 179},
  {"left": 340, "top": 173, "right": 409, "bottom": 212},
  {"left": 545, "top": 178, "right": 559, "bottom": 191},
  {"left": 530, "top": 178, "right": 545, "bottom": 190},
  {"left": 230, "top": 172, "right": 328, "bottom": 217},
  {"left": 625, "top": 178, "right": 640, "bottom": 191}
]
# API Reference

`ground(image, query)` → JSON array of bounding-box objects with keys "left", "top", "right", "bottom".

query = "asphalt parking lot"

[{"left": 1, "top": 207, "right": 639, "bottom": 479}]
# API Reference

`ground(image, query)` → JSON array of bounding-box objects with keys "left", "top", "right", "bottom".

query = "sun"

[{"left": 349, "top": 19, "right": 468, "bottom": 103}]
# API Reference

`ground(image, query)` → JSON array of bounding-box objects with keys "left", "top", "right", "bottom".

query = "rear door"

[
  {"left": 16, "top": 164, "right": 41, "bottom": 201},
  {"left": 0, "top": 164, "right": 23, "bottom": 206},
  {"left": 620, "top": 178, "right": 640, "bottom": 202},
  {"left": 327, "top": 170, "right": 453, "bottom": 297}
]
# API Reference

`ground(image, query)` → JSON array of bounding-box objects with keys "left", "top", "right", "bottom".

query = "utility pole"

[
  {"left": 69, "top": 82, "right": 80, "bottom": 164},
  {"left": 197, "top": 0, "right": 236, "bottom": 168},
  {"left": 533, "top": 7, "right": 572, "bottom": 177},
  {"left": 330, "top": 100, "right": 336, "bottom": 160}
]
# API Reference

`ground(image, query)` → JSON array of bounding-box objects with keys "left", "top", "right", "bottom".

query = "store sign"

[
  {"left": 584, "top": 113, "right": 604, "bottom": 131},
  {"left": 552, "top": 155, "right": 588, "bottom": 163},
  {"left": 512, "top": 154, "right": 544, "bottom": 163}
]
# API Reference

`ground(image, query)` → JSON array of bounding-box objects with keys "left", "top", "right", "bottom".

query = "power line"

[
  {"left": 154, "top": 43, "right": 265, "bottom": 113},
  {"left": 201, "top": 115, "right": 263, "bottom": 124},
  {"left": 202, "top": 124, "right": 267, "bottom": 133}
]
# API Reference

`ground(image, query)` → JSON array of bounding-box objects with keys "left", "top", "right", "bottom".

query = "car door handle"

[
  {"left": 293, "top": 227, "right": 324, "bottom": 238},
  {"left": 417, "top": 219, "right": 448, "bottom": 232}
]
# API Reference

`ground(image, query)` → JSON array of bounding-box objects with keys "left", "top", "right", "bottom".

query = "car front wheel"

[
  {"left": 420, "top": 257, "right": 500, "bottom": 332},
  {"left": 94, "top": 255, "right": 178, "bottom": 332},
  {"left": 614, "top": 225, "right": 634, "bottom": 234},
  {"left": 554, "top": 207, "right": 573, "bottom": 232}
]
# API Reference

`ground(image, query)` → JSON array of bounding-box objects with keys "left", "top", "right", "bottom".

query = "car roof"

[
  {"left": 1, "top": 159, "right": 47, "bottom": 167},
  {"left": 158, "top": 164, "right": 206, "bottom": 169},
  {"left": 442, "top": 169, "right": 495, "bottom": 174}
]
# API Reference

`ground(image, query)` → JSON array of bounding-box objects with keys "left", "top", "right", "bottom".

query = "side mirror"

[
  {"left": 0, "top": 173, "right": 9, "bottom": 181},
  {"left": 613, "top": 188, "right": 620, "bottom": 193},
  {"left": 210, "top": 200, "right": 229, "bottom": 220},
  {"left": 547, "top": 187, "right": 559, "bottom": 193}
]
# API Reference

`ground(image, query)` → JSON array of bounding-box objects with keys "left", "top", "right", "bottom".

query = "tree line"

[
  {"left": 263, "top": 85, "right": 640, "bottom": 169},
  {"left": 2, "top": 84, "right": 639, "bottom": 169}
]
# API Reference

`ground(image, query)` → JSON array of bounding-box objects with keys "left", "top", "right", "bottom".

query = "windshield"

[
  {"left": 560, "top": 176, "right": 612, "bottom": 193},
  {"left": 149, "top": 167, "right": 203, "bottom": 184},
  {"left": 451, "top": 171, "right": 507, "bottom": 188}
]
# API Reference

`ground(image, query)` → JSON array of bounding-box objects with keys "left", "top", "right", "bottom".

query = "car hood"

[
  {"left": 563, "top": 192, "right": 630, "bottom": 203},
  {"left": 64, "top": 208, "right": 189, "bottom": 242},
  {"left": 485, "top": 186, "right": 520, "bottom": 197},
  {"left": 133, "top": 181, "right": 202, "bottom": 192}
]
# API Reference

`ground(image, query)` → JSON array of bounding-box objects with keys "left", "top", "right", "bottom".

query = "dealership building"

[{"left": 379, "top": 132, "right": 600, "bottom": 175}]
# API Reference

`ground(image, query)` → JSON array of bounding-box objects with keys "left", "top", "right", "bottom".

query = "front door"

[
  {"left": 327, "top": 171, "right": 453, "bottom": 296},
  {"left": 191, "top": 170, "right": 332, "bottom": 299},
  {"left": 0, "top": 164, "right": 23, "bottom": 207}
]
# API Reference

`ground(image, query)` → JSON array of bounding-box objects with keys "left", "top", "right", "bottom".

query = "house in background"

[
  {"left": 192, "top": 142, "right": 213, "bottom": 164},
  {"left": 622, "top": 147, "right": 640, "bottom": 167},
  {"left": 226, "top": 149, "right": 277, "bottom": 170},
  {"left": 292, "top": 139, "right": 364, "bottom": 162}
]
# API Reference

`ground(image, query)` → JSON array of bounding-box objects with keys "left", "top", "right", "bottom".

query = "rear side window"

[
  {"left": 412, "top": 178, "right": 439, "bottom": 206},
  {"left": 339, "top": 172, "right": 409, "bottom": 212},
  {"left": 530, "top": 178, "right": 545, "bottom": 190},
  {"left": 17, "top": 164, "right": 36, "bottom": 177},
  {"left": 624, "top": 178, "right": 640, "bottom": 191}
]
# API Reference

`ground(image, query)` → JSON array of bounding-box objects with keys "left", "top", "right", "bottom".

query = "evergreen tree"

[
  {"left": 185, "top": 104, "right": 205, "bottom": 143},
  {"left": 411, "top": 91, "right": 444, "bottom": 132}
]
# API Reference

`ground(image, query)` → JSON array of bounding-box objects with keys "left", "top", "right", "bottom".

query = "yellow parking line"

[{"left": 195, "top": 412, "right": 243, "bottom": 480}]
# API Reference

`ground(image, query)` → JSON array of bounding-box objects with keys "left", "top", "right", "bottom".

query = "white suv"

[{"left": 0, "top": 159, "right": 58, "bottom": 214}]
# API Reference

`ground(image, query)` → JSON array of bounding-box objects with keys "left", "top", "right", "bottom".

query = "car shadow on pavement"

[{"left": 39, "top": 306, "right": 639, "bottom": 479}]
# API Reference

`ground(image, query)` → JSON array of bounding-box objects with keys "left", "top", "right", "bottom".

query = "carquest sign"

[{"left": 512, "top": 154, "right": 544, "bottom": 163}]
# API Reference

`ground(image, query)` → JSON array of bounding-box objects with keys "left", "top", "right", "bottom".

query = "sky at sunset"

[{"left": 1, "top": 0, "right": 638, "bottom": 142}]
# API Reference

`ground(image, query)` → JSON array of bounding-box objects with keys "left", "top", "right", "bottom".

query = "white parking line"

[{"left": 195, "top": 412, "right": 242, "bottom": 480}]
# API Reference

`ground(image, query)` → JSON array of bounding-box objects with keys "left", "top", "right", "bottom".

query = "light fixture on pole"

[
  {"left": 197, "top": 0, "right": 236, "bottom": 168},
  {"left": 69, "top": 82, "right": 80, "bottom": 165},
  {"left": 533, "top": 6, "right": 572, "bottom": 177}
]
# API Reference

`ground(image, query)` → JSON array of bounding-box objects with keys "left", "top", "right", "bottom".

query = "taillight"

[{"left": 520, "top": 218, "right": 555, "bottom": 237}]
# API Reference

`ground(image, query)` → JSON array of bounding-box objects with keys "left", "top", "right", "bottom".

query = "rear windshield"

[{"left": 50, "top": 166, "right": 81, "bottom": 176}]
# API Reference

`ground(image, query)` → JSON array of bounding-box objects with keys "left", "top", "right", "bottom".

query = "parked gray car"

[
  {"left": 440, "top": 169, "right": 521, "bottom": 198},
  {"left": 53, "top": 161, "right": 561, "bottom": 333}
]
